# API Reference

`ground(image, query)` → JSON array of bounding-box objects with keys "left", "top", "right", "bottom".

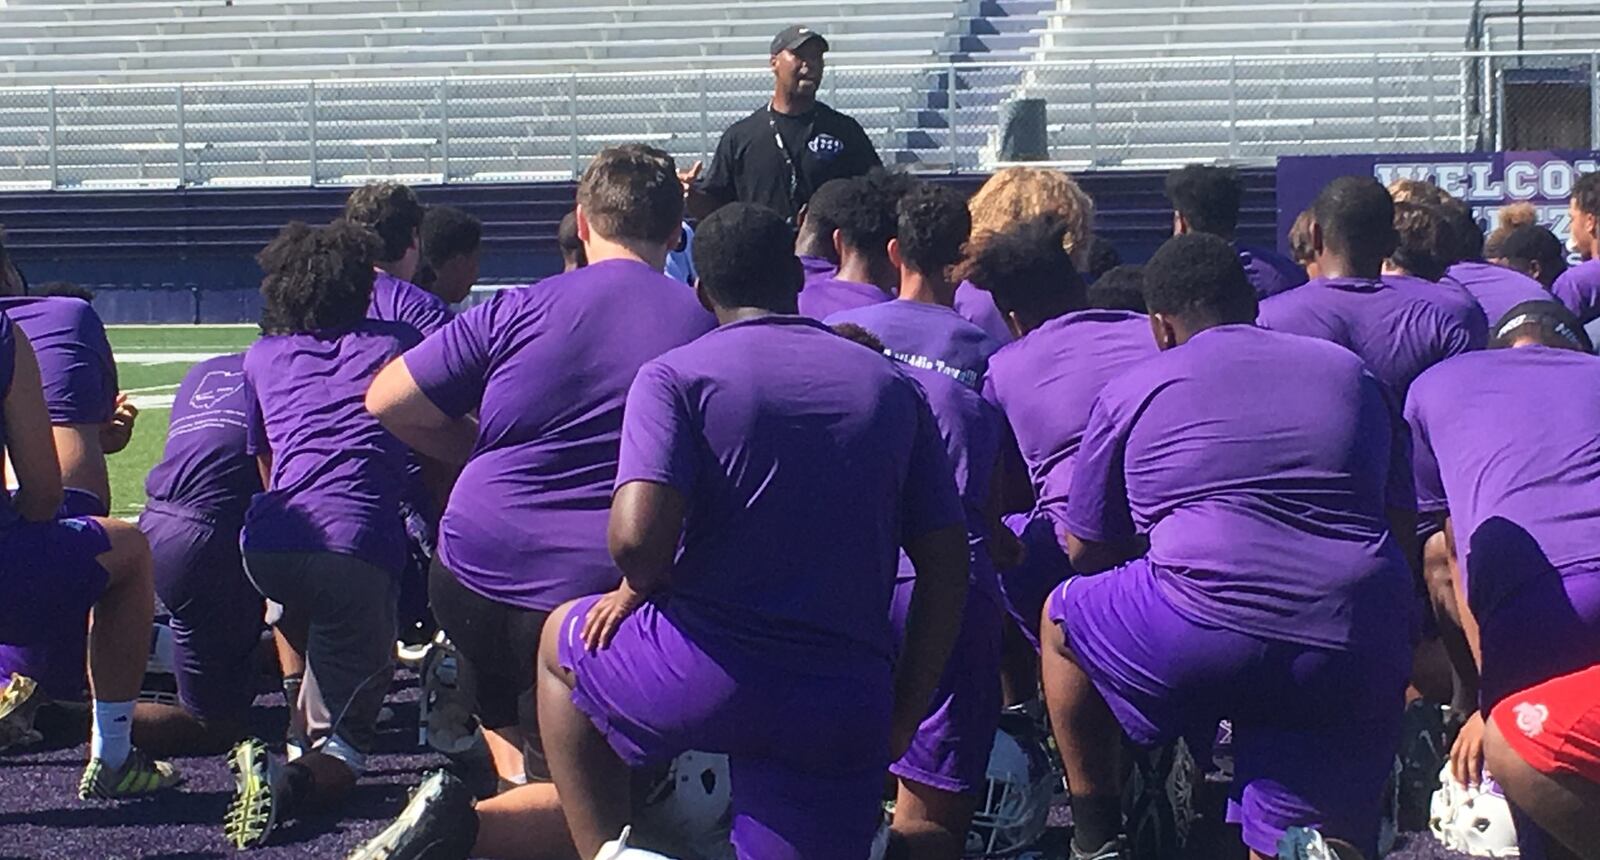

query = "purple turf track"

[{"left": 0, "top": 674, "right": 1472, "bottom": 860}]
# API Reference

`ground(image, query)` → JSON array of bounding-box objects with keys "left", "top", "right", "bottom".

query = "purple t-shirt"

[
  {"left": 1383, "top": 274, "right": 1489, "bottom": 349},
  {"left": 241, "top": 320, "right": 420, "bottom": 574},
  {"left": 1552, "top": 258, "right": 1600, "bottom": 324},
  {"left": 799, "top": 255, "right": 836, "bottom": 289},
  {"left": 982, "top": 310, "right": 1156, "bottom": 527},
  {"left": 144, "top": 353, "right": 260, "bottom": 520},
  {"left": 405, "top": 259, "right": 715, "bottom": 611},
  {"left": 369, "top": 270, "right": 452, "bottom": 338},
  {"left": 0, "top": 296, "right": 116, "bottom": 426},
  {"left": 824, "top": 301, "right": 1003, "bottom": 599},
  {"left": 1258, "top": 276, "right": 1478, "bottom": 397},
  {"left": 1406, "top": 346, "right": 1600, "bottom": 619},
  {"left": 1238, "top": 244, "right": 1307, "bottom": 300},
  {"left": 616, "top": 315, "right": 963, "bottom": 675},
  {"left": 1445, "top": 261, "right": 1551, "bottom": 328},
  {"left": 953, "top": 280, "right": 1014, "bottom": 346},
  {"left": 798, "top": 276, "right": 890, "bottom": 321},
  {"left": 825, "top": 300, "right": 1000, "bottom": 388},
  {"left": 1066, "top": 324, "right": 1416, "bottom": 654}
]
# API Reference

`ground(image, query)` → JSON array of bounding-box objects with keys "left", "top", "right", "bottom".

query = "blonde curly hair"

[
  {"left": 968, "top": 167, "right": 1096, "bottom": 265},
  {"left": 1386, "top": 178, "right": 1452, "bottom": 207}
]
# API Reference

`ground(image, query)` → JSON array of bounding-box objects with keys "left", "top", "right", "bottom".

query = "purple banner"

[{"left": 1276, "top": 150, "right": 1600, "bottom": 256}]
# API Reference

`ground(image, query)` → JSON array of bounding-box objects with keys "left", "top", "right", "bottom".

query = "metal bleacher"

[
  {"left": 0, "top": 0, "right": 983, "bottom": 188},
  {"left": 0, "top": 0, "right": 1595, "bottom": 189},
  {"left": 998, "top": 0, "right": 1600, "bottom": 167}
]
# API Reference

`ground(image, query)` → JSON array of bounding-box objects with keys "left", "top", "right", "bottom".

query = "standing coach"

[{"left": 682, "top": 25, "right": 882, "bottom": 224}]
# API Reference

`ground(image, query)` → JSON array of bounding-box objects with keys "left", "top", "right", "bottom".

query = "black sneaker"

[
  {"left": 346, "top": 769, "right": 479, "bottom": 860},
  {"left": 1122, "top": 738, "right": 1195, "bottom": 860}
]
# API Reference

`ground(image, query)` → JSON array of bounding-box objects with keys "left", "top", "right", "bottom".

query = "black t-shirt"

[{"left": 697, "top": 101, "right": 882, "bottom": 223}]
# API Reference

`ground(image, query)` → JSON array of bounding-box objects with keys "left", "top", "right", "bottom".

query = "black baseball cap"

[{"left": 771, "top": 25, "right": 828, "bottom": 56}]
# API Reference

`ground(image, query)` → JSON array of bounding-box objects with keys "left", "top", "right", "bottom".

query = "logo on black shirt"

[{"left": 809, "top": 134, "right": 844, "bottom": 163}]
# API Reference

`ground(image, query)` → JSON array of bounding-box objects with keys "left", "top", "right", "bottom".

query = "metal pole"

[
  {"left": 1427, "top": 57, "right": 1438, "bottom": 147},
  {"left": 1483, "top": 47, "right": 1495, "bottom": 150},
  {"left": 1493, "top": 61, "right": 1504, "bottom": 151},
  {"left": 1592, "top": 53, "right": 1599, "bottom": 149},
  {"left": 46, "top": 87, "right": 58, "bottom": 190},
  {"left": 1372, "top": 59, "right": 1382, "bottom": 144},
  {"left": 699, "top": 70, "right": 710, "bottom": 164},
  {"left": 438, "top": 79, "right": 450, "bottom": 183},
  {"left": 1516, "top": 0, "right": 1525, "bottom": 60},
  {"left": 1088, "top": 60, "right": 1099, "bottom": 166},
  {"left": 175, "top": 85, "right": 186, "bottom": 187},
  {"left": 191, "top": 284, "right": 201, "bottom": 326},
  {"left": 568, "top": 72, "right": 579, "bottom": 180},
  {"left": 946, "top": 61, "right": 958, "bottom": 174},
  {"left": 1227, "top": 57, "right": 1238, "bottom": 160},
  {"left": 1459, "top": 56, "right": 1471, "bottom": 153},
  {"left": 308, "top": 82, "right": 319, "bottom": 186}
]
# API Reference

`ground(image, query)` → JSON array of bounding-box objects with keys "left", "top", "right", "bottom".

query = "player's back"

[
  {"left": 1086, "top": 324, "right": 1414, "bottom": 654},
  {"left": 242, "top": 319, "right": 419, "bottom": 574},
  {"left": 1407, "top": 346, "right": 1600, "bottom": 607},
  {"left": 1258, "top": 275, "right": 1475, "bottom": 396},
  {"left": 0, "top": 295, "right": 116, "bottom": 426},
  {"left": 1446, "top": 260, "right": 1551, "bottom": 326},
  {"left": 416, "top": 258, "right": 716, "bottom": 609},
  {"left": 626, "top": 315, "right": 955, "bottom": 674},
  {"left": 985, "top": 308, "right": 1155, "bottom": 518},
  {"left": 368, "top": 269, "right": 452, "bottom": 338},
  {"left": 145, "top": 352, "right": 259, "bottom": 520},
  {"left": 798, "top": 276, "right": 889, "bottom": 320}
]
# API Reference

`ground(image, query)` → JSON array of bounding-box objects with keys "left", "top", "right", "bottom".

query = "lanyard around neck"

[{"left": 767, "top": 102, "right": 802, "bottom": 217}]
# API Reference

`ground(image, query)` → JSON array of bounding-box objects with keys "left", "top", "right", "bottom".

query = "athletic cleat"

[
  {"left": 345, "top": 769, "right": 478, "bottom": 860},
  {"left": 78, "top": 748, "right": 182, "bottom": 799},
  {"left": 224, "top": 737, "right": 281, "bottom": 849},
  {"left": 1069, "top": 837, "right": 1128, "bottom": 860},
  {"left": 0, "top": 673, "right": 43, "bottom": 752}
]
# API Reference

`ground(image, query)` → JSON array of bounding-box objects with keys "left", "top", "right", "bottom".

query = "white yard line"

[
  {"left": 123, "top": 383, "right": 180, "bottom": 395},
  {"left": 117, "top": 352, "right": 228, "bottom": 365},
  {"left": 128, "top": 394, "right": 175, "bottom": 410}
]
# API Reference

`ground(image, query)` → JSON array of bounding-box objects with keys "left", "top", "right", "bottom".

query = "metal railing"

[{"left": 0, "top": 48, "right": 1594, "bottom": 191}]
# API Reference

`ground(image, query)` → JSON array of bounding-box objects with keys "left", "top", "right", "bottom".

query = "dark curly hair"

[
  {"left": 817, "top": 174, "right": 900, "bottom": 259},
  {"left": 343, "top": 182, "right": 425, "bottom": 263},
  {"left": 1143, "top": 233, "right": 1255, "bottom": 322},
  {"left": 258, "top": 221, "right": 381, "bottom": 335},
  {"left": 1087, "top": 264, "right": 1147, "bottom": 313},
  {"left": 1166, "top": 164, "right": 1243, "bottom": 237},
  {"left": 895, "top": 183, "right": 970, "bottom": 274},
  {"left": 959, "top": 216, "right": 1085, "bottom": 318}
]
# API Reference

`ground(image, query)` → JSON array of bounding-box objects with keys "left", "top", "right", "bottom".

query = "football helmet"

[
  {"left": 967, "top": 723, "right": 1056, "bottom": 857},
  {"left": 1429, "top": 765, "right": 1519, "bottom": 857},
  {"left": 634, "top": 751, "right": 735, "bottom": 860}
]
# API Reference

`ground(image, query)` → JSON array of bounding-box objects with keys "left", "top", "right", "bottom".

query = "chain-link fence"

[{"left": 0, "top": 49, "right": 1594, "bottom": 190}]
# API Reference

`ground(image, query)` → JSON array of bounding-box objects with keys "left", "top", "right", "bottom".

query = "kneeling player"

[
  {"left": 223, "top": 221, "right": 430, "bottom": 849},
  {"left": 1042, "top": 235, "right": 1418, "bottom": 860},
  {"left": 0, "top": 311, "right": 178, "bottom": 798},
  {"left": 135, "top": 352, "right": 264, "bottom": 755},
  {"left": 544, "top": 203, "right": 969, "bottom": 860}
]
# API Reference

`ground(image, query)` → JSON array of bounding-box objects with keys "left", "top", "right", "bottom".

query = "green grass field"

[{"left": 107, "top": 325, "right": 258, "bottom": 517}]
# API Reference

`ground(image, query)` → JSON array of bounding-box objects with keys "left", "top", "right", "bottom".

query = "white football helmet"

[
  {"left": 633, "top": 751, "right": 735, "bottom": 860},
  {"left": 966, "top": 726, "right": 1055, "bottom": 857},
  {"left": 1429, "top": 765, "right": 1520, "bottom": 857}
]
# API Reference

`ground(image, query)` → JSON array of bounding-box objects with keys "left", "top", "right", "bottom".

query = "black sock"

[
  {"left": 281, "top": 674, "right": 305, "bottom": 748},
  {"left": 279, "top": 760, "right": 314, "bottom": 818},
  {"left": 1070, "top": 795, "right": 1123, "bottom": 852}
]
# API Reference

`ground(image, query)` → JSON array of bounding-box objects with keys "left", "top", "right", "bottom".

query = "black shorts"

[{"left": 428, "top": 558, "right": 551, "bottom": 780}]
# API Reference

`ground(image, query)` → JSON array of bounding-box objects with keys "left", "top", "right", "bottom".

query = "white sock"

[{"left": 91, "top": 699, "right": 135, "bottom": 769}]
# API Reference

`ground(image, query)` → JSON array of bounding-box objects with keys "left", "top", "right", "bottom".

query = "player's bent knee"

[
  {"left": 92, "top": 517, "right": 151, "bottom": 583},
  {"left": 536, "top": 599, "right": 581, "bottom": 680}
]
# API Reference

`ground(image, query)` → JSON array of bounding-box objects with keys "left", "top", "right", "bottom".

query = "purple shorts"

[
  {"left": 558, "top": 596, "right": 888, "bottom": 860},
  {"left": 0, "top": 516, "right": 111, "bottom": 699},
  {"left": 1046, "top": 559, "right": 1407, "bottom": 857},
  {"left": 142, "top": 502, "right": 263, "bottom": 723},
  {"left": 997, "top": 511, "right": 1072, "bottom": 649},
  {"left": 1478, "top": 567, "right": 1600, "bottom": 710},
  {"left": 889, "top": 580, "right": 1003, "bottom": 794}
]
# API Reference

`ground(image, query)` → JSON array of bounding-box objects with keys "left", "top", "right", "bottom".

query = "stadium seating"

[
  {"left": 0, "top": 0, "right": 1593, "bottom": 188},
  {"left": 1000, "top": 0, "right": 1600, "bottom": 166}
]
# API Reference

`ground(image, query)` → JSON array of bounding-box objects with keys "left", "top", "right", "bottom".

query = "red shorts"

[{"left": 1490, "top": 663, "right": 1600, "bottom": 783}]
